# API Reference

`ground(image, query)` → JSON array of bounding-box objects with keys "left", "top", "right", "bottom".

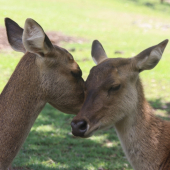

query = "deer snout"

[{"left": 71, "top": 120, "right": 88, "bottom": 137}]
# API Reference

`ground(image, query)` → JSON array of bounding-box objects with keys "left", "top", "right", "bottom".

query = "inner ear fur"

[
  {"left": 22, "top": 18, "right": 53, "bottom": 57},
  {"left": 133, "top": 39, "right": 169, "bottom": 72}
]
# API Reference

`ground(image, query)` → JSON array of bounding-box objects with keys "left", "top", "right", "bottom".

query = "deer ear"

[
  {"left": 22, "top": 18, "right": 53, "bottom": 57},
  {"left": 5, "top": 18, "right": 26, "bottom": 53},
  {"left": 91, "top": 40, "right": 108, "bottom": 65},
  {"left": 134, "top": 39, "right": 169, "bottom": 72}
]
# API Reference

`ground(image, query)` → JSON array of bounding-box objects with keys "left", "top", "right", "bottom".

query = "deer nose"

[{"left": 71, "top": 120, "right": 88, "bottom": 137}]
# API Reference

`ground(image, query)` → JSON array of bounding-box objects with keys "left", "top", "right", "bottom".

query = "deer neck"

[
  {"left": 0, "top": 53, "right": 46, "bottom": 168},
  {"left": 114, "top": 78, "right": 165, "bottom": 170}
]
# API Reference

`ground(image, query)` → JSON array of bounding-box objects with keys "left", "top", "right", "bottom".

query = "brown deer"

[
  {"left": 71, "top": 39, "right": 170, "bottom": 170},
  {"left": 0, "top": 18, "right": 85, "bottom": 170}
]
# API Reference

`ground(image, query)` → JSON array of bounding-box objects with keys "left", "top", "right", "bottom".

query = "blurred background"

[{"left": 0, "top": 0, "right": 170, "bottom": 169}]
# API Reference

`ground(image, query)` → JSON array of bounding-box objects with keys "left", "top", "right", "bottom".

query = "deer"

[
  {"left": 71, "top": 39, "right": 170, "bottom": 170},
  {"left": 0, "top": 18, "right": 85, "bottom": 170}
]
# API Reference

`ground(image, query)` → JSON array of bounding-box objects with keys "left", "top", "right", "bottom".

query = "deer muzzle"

[{"left": 71, "top": 119, "right": 89, "bottom": 137}]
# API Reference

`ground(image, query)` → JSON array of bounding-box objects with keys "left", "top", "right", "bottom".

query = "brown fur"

[
  {"left": 0, "top": 18, "right": 85, "bottom": 170},
  {"left": 71, "top": 40, "right": 170, "bottom": 170}
]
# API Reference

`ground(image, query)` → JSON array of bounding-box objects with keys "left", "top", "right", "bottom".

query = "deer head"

[
  {"left": 71, "top": 39, "right": 168, "bottom": 137},
  {"left": 5, "top": 18, "right": 85, "bottom": 114}
]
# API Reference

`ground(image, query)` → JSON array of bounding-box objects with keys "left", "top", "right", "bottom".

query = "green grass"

[
  {"left": 13, "top": 104, "right": 128, "bottom": 170},
  {"left": 0, "top": 0, "right": 170, "bottom": 169}
]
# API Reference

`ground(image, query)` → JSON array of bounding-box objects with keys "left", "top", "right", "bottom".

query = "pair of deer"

[{"left": 0, "top": 18, "right": 169, "bottom": 170}]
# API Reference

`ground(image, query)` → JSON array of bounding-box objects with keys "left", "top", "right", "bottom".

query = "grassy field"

[{"left": 0, "top": 0, "right": 170, "bottom": 169}]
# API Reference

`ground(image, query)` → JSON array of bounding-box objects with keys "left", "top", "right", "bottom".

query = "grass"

[
  {"left": 0, "top": 0, "right": 170, "bottom": 169},
  {"left": 13, "top": 104, "right": 128, "bottom": 170}
]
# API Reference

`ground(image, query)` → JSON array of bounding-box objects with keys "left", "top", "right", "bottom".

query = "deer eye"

[{"left": 108, "top": 84, "right": 121, "bottom": 93}]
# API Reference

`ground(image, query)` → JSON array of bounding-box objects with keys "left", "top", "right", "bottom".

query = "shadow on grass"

[
  {"left": 12, "top": 104, "right": 129, "bottom": 170},
  {"left": 149, "top": 98, "right": 170, "bottom": 120},
  {"left": 127, "top": 0, "right": 170, "bottom": 10}
]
